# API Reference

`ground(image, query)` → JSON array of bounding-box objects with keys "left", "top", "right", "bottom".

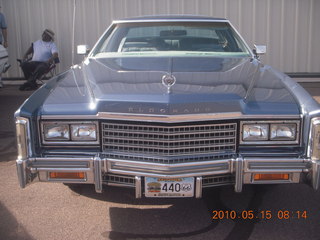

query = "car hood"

[{"left": 41, "top": 56, "right": 300, "bottom": 116}]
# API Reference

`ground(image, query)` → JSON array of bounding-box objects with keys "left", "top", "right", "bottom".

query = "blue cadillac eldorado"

[{"left": 15, "top": 16, "right": 320, "bottom": 198}]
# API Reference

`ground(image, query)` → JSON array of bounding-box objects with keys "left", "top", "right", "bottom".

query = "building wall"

[{"left": 1, "top": 0, "right": 319, "bottom": 78}]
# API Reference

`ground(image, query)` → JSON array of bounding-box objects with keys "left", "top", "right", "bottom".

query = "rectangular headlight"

[
  {"left": 270, "top": 123, "right": 296, "bottom": 141},
  {"left": 71, "top": 124, "right": 97, "bottom": 141},
  {"left": 41, "top": 121, "right": 99, "bottom": 145},
  {"left": 242, "top": 124, "right": 269, "bottom": 141},
  {"left": 241, "top": 120, "right": 300, "bottom": 144},
  {"left": 43, "top": 123, "right": 70, "bottom": 141}
]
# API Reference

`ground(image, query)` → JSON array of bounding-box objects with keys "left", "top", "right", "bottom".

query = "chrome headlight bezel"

[
  {"left": 240, "top": 120, "right": 300, "bottom": 145},
  {"left": 41, "top": 121, "right": 99, "bottom": 145}
]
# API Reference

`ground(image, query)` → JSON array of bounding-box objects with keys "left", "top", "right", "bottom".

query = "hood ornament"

[{"left": 162, "top": 74, "right": 176, "bottom": 94}]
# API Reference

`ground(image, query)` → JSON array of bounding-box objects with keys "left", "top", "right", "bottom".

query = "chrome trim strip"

[
  {"left": 42, "top": 152, "right": 97, "bottom": 156},
  {"left": 311, "top": 160, "right": 320, "bottom": 190},
  {"left": 40, "top": 113, "right": 301, "bottom": 122},
  {"left": 32, "top": 161, "right": 89, "bottom": 168},
  {"left": 106, "top": 182, "right": 134, "bottom": 188},
  {"left": 15, "top": 117, "right": 34, "bottom": 188},
  {"left": 106, "top": 158, "right": 230, "bottom": 177},
  {"left": 34, "top": 167, "right": 91, "bottom": 172},
  {"left": 113, "top": 19, "right": 229, "bottom": 24},
  {"left": 94, "top": 156, "right": 103, "bottom": 193},
  {"left": 247, "top": 162, "right": 307, "bottom": 172},
  {"left": 244, "top": 158, "right": 309, "bottom": 173},
  {"left": 135, "top": 176, "right": 142, "bottom": 198},
  {"left": 30, "top": 157, "right": 93, "bottom": 162},
  {"left": 42, "top": 146, "right": 99, "bottom": 150},
  {"left": 234, "top": 157, "right": 244, "bottom": 193},
  {"left": 195, "top": 177, "right": 202, "bottom": 198},
  {"left": 227, "top": 22, "right": 253, "bottom": 57},
  {"left": 98, "top": 113, "right": 301, "bottom": 123},
  {"left": 16, "top": 159, "right": 27, "bottom": 188}
]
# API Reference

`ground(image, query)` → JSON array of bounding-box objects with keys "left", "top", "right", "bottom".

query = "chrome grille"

[
  {"left": 102, "top": 121, "right": 237, "bottom": 158},
  {"left": 103, "top": 174, "right": 135, "bottom": 187},
  {"left": 202, "top": 175, "right": 235, "bottom": 188}
]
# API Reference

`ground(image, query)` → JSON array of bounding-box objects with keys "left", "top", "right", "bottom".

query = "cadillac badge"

[{"left": 162, "top": 74, "right": 176, "bottom": 93}]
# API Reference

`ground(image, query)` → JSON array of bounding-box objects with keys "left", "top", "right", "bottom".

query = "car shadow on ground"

[
  {"left": 66, "top": 183, "right": 272, "bottom": 239},
  {"left": 0, "top": 202, "right": 35, "bottom": 240},
  {"left": 66, "top": 182, "right": 320, "bottom": 240}
]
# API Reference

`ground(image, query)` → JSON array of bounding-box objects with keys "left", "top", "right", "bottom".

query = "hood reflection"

[{"left": 42, "top": 56, "right": 299, "bottom": 116}]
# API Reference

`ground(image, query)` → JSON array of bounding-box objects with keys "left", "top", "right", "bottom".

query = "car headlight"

[
  {"left": 71, "top": 124, "right": 97, "bottom": 141},
  {"left": 42, "top": 121, "right": 98, "bottom": 144},
  {"left": 43, "top": 123, "right": 70, "bottom": 141},
  {"left": 270, "top": 124, "right": 296, "bottom": 141},
  {"left": 242, "top": 124, "right": 269, "bottom": 141},
  {"left": 241, "top": 120, "right": 299, "bottom": 144}
]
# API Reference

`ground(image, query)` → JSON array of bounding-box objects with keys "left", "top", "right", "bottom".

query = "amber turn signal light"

[
  {"left": 254, "top": 173, "right": 289, "bottom": 181},
  {"left": 49, "top": 172, "right": 85, "bottom": 179}
]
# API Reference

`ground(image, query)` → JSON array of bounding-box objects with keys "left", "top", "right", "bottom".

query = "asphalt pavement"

[{"left": 0, "top": 82, "right": 320, "bottom": 240}]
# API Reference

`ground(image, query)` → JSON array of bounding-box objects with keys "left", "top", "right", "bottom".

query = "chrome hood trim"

[{"left": 41, "top": 112, "right": 301, "bottom": 123}]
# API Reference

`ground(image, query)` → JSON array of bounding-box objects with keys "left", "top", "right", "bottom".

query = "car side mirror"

[
  {"left": 77, "top": 45, "right": 90, "bottom": 55},
  {"left": 253, "top": 44, "right": 267, "bottom": 59}
]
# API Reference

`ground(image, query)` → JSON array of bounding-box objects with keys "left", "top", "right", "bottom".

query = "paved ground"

[{"left": 0, "top": 82, "right": 320, "bottom": 240}]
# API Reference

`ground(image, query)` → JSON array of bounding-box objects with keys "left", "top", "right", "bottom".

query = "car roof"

[{"left": 113, "top": 15, "right": 228, "bottom": 23}]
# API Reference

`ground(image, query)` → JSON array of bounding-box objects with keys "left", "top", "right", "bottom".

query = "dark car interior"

[
  {"left": 120, "top": 34, "right": 240, "bottom": 52},
  {"left": 121, "top": 36, "right": 227, "bottom": 52}
]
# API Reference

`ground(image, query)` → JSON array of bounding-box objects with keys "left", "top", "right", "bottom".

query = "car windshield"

[{"left": 92, "top": 21, "right": 251, "bottom": 58}]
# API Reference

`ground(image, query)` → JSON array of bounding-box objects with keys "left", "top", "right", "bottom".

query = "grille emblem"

[{"left": 162, "top": 74, "right": 176, "bottom": 93}]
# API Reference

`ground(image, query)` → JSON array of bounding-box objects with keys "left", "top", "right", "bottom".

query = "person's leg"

[
  {"left": 0, "top": 61, "right": 11, "bottom": 87},
  {"left": 20, "top": 61, "right": 37, "bottom": 80},
  {"left": 31, "top": 62, "right": 50, "bottom": 82},
  {"left": 20, "top": 62, "right": 41, "bottom": 90},
  {"left": 19, "top": 61, "right": 39, "bottom": 90},
  {"left": 20, "top": 62, "right": 49, "bottom": 91}
]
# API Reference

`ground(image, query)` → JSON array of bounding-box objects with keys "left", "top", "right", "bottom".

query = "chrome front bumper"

[{"left": 16, "top": 155, "right": 320, "bottom": 198}]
